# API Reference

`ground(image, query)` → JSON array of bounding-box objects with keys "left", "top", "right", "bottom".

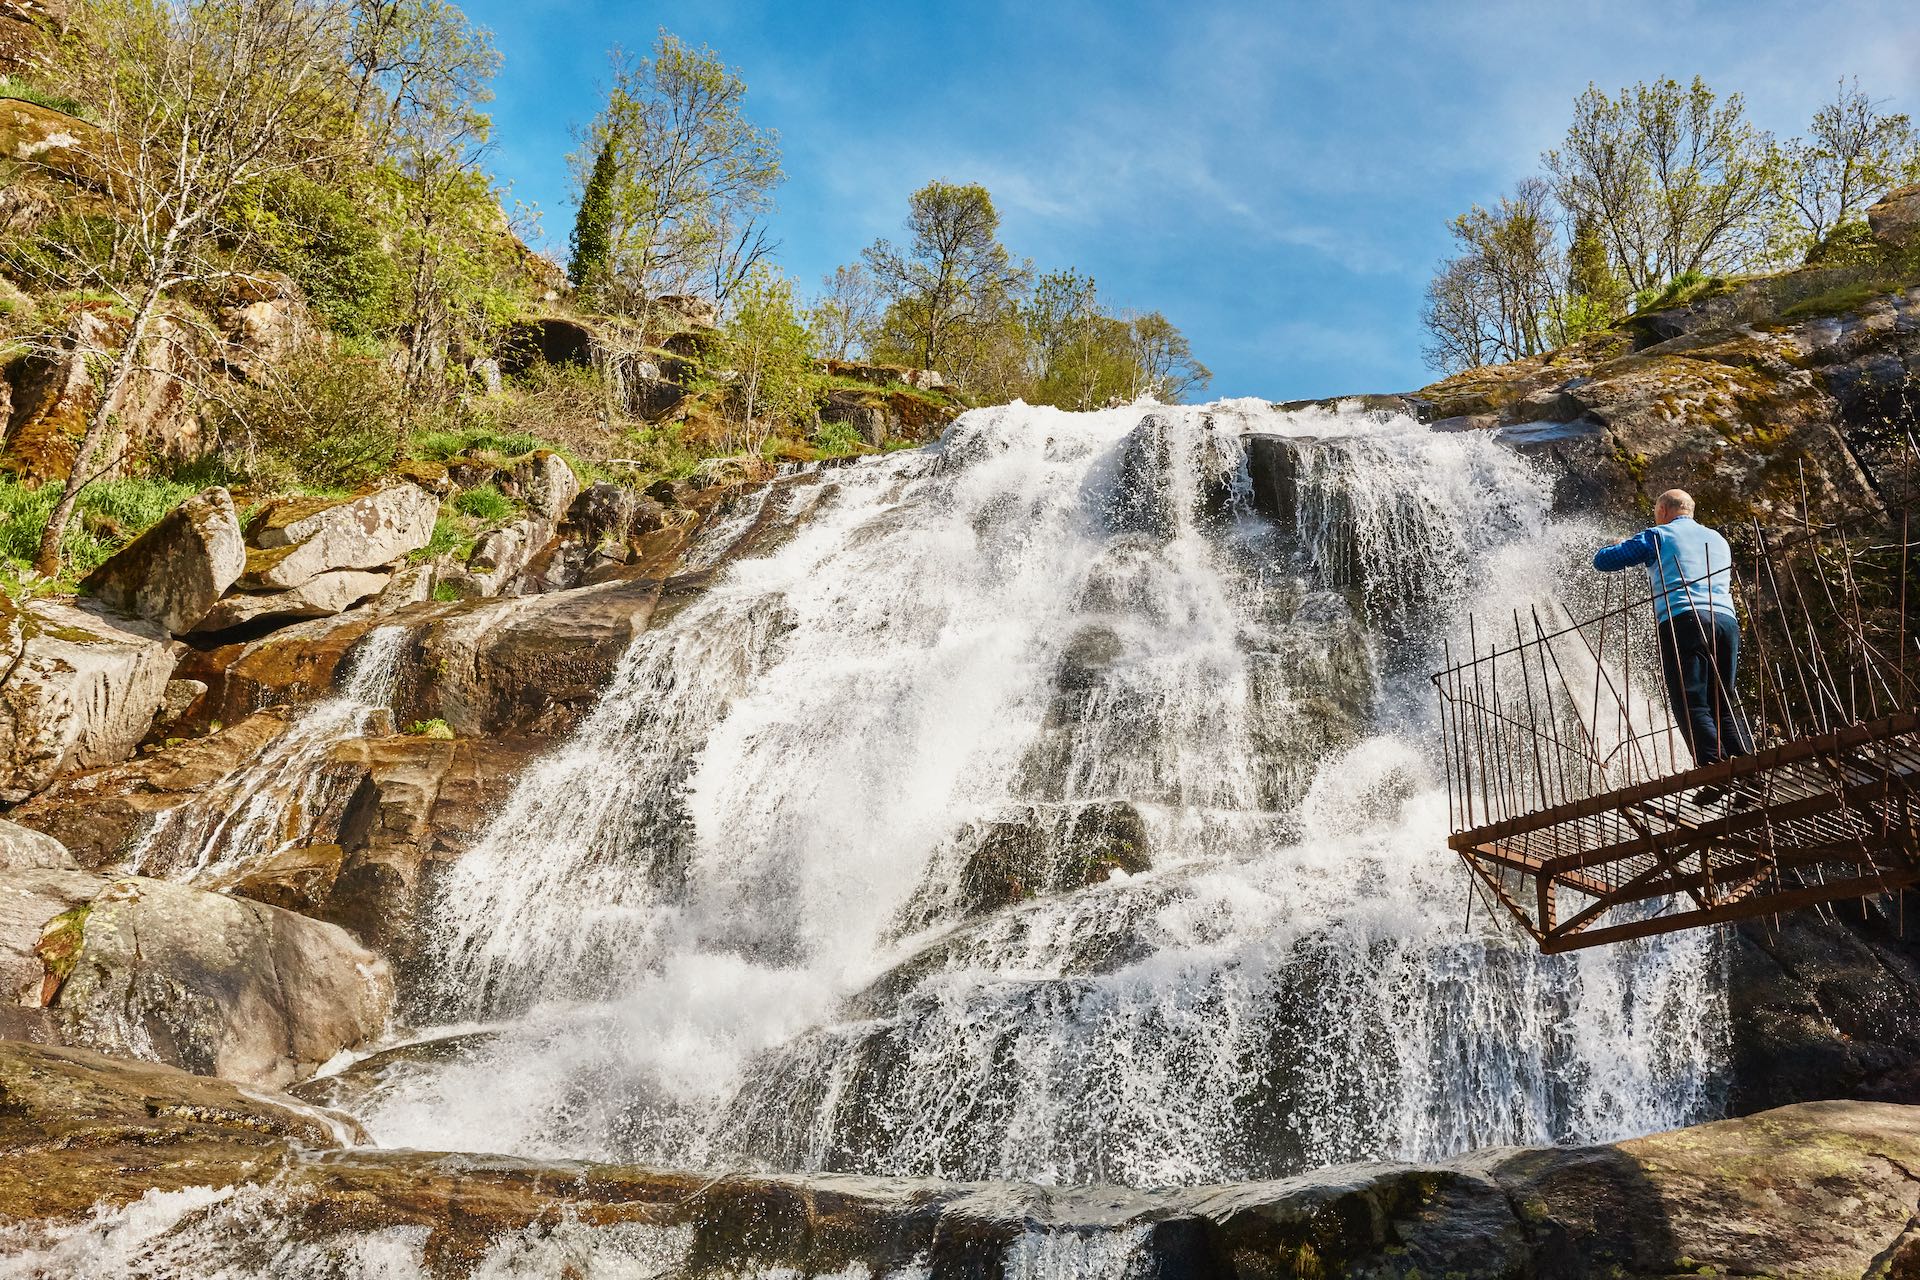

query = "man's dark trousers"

[{"left": 1657, "top": 610, "right": 1754, "bottom": 766}]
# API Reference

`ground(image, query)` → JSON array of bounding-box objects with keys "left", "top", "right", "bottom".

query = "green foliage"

[
  {"left": 1632, "top": 270, "right": 1721, "bottom": 313},
  {"left": 411, "top": 512, "right": 473, "bottom": 563},
  {"left": 0, "top": 77, "right": 89, "bottom": 118},
  {"left": 429, "top": 579, "right": 462, "bottom": 602},
  {"left": 211, "top": 348, "right": 403, "bottom": 490},
  {"left": 723, "top": 263, "right": 818, "bottom": 443},
  {"left": 410, "top": 424, "right": 540, "bottom": 461},
  {"left": 452, "top": 482, "right": 513, "bottom": 521},
  {"left": 2, "top": 213, "right": 126, "bottom": 293},
  {"left": 235, "top": 176, "right": 397, "bottom": 338},
  {"left": 572, "top": 29, "right": 783, "bottom": 311},
  {"left": 0, "top": 472, "right": 202, "bottom": 581},
  {"left": 864, "top": 180, "right": 1029, "bottom": 372},
  {"left": 404, "top": 717, "right": 454, "bottom": 738},
  {"left": 812, "top": 419, "right": 863, "bottom": 455},
  {"left": 1804, "top": 220, "right": 1882, "bottom": 268},
  {"left": 1780, "top": 78, "right": 1920, "bottom": 256},
  {"left": 568, "top": 140, "right": 616, "bottom": 291}
]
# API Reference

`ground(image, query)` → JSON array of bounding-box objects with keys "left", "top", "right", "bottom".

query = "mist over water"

[{"left": 344, "top": 399, "right": 1725, "bottom": 1185}]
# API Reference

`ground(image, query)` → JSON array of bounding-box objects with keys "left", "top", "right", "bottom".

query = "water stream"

[{"left": 334, "top": 400, "right": 1727, "bottom": 1186}]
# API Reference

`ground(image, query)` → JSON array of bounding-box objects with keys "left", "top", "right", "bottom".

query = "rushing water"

[
  {"left": 127, "top": 626, "right": 410, "bottom": 881},
  {"left": 317, "top": 399, "right": 1728, "bottom": 1186}
]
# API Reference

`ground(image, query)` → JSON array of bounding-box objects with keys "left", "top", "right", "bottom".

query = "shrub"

[
  {"left": 452, "top": 483, "right": 513, "bottom": 522},
  {"left": 212, "top": 349, "right": 403, "bottom": 490},
  {"left": 236, "top": 177, "right": 398, "bottom": 339},
  {"left": 404, "top": 718, "right": 454, "bottom": 739},
  {"left": 411, "top": 513, "right": 474, "bottom": 563}
]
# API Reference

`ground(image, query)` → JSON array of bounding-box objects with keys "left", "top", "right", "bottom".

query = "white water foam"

[
  {"left": 128, "top": 625, "right": 410, "bottom": 880},
  {"left": 315, "top": 402, "right": 1722, "bottom": 1188}
]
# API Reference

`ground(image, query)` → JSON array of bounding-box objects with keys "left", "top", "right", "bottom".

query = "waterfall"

[
  {"left": 357, "top": 400, "right": 1724, "bottom": 1185},
  {"left": 128, "top": 626, "right": 410, "bottom": 880}
]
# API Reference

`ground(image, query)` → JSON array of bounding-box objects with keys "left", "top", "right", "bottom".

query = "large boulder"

[
  {"left": 0, "top": 865, "right": 98, "bottom": 1007},
  {"left": 0, "top": 815, "right": 71, "bottom": 871},
  {"left": 43, "top": 875, "right": 393, "bottom": 1088},
  {"left": 190, "top": 568, "right": 389, "bottom": 634},
  {"left": 242, "top": 484, "right": 439, "bottom": 590},
  {"left": 1867, "top": 183, "right": 1920, "bottom": 249},
  {"left": 79, "top": 486, "right": 245, "bottom": 634},
  {"left": 0, "top": 596, "right": 172, "bottom": 803},
  {"left": 509, "top": 450, "right": 580, "bottom": 522}
]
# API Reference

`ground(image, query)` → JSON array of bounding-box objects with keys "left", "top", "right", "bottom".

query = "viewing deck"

[{"left": 1433, "top": 506, "right": 1919, "bottom": 953}]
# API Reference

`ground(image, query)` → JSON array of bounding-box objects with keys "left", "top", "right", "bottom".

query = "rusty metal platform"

[
  {"left": 1433, "top": 501, "right": 1920, "bottom": 953},
  {"left": 1449, "top": 711, "right": 1920, "bottom": 952}
]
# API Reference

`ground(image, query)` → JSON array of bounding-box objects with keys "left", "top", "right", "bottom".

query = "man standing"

[{"left": 1593, "top": 489, "right": 1753, "bottom": 796}]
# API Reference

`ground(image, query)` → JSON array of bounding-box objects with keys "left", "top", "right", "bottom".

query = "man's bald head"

[{"left": 1655, "top": 489, "right": 1695, "bottom": 523}]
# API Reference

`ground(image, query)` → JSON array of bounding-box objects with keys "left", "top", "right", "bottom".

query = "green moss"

[
  {"left": 34, "top": 905, "right": 90, "bottom": 986},
  {"left": 404, "top": 718, "right": 453, "bottom": 739},
  {"left": 429, "top": 580, "right": 462, "bottom": 603}
]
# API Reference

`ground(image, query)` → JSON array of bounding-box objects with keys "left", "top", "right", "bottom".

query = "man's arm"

[{"left": 1593, "top": 529, "right": 1655, "bottom": 572}]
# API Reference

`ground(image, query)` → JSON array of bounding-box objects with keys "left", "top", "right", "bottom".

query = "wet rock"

[
  {"left": 79, "top": 486, "right": 245, "bottom": 634},
  {"left": 243, "top": 484, "right": 439, "bottom": 589},
  {"left": 1108, "top": 412, "right": 1237, "bottom": 536},
  {"left": 7, "top": 710, "right": 297, "bottom": 867},
  {"left": 48, "top": 875, "right": 393, "bottom": 1087},
  {"left": 191, "top": 568, "right": 389, "bottom": 633},
  {"left": 0, "top": 597, "right": 172, "bottom": 803},
  {"left": 4, "top": 1038, "right": 1915, "bottom": 1280},
  {"left": 219, "top": 842, "right": 345, "bottom": 916},
  {"left": 292, "top": 1027, "right": 500, "bottom": 1115}
]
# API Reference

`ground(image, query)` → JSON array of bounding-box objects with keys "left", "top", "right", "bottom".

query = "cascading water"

[
  {"left": 347, "top": 399, "right": 1725, "bottom": 1186},
  {"left": 128, "top": 625, "right": 410, "bottom": 881}
]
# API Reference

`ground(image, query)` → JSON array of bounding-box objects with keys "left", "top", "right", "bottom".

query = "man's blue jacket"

[{"left": 1592, "top": 516, "right": 1736, "bottom": 623}]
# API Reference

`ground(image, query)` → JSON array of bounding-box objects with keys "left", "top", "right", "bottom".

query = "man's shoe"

[{"left": 1690, "top": 784, "right": 1728, "bottom": 806}]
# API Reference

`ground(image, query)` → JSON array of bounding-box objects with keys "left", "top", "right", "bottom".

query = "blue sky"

[{"left": 462, "top": 0, "right": 1920, "bottom": 401}]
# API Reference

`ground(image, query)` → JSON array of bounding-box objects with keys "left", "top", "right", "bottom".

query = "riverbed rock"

[
  {"left": 510, "top": 449, "right": 580, "bottom": 522},
  {"left": 191, "top": 568, "right": 390, "bottom": 633},
  {"left": 0, "top": 1041, "right": 1916, "bottom": 1280},
  {"left": 0, "top": 597, "right": 172, "bottom": 803},
  {"left": 242, "top": 484, "right": 439, "bottom": 589},
  {"left": 45, "top": 875, "right": 393, "bottom": 1088},
  {"left": 79, "top": 486, "right": 246, "bottom": 634}
]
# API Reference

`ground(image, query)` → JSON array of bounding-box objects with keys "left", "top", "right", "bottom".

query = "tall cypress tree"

[{"left": 568, "top": 141, "right": 616, "bottom": 292}]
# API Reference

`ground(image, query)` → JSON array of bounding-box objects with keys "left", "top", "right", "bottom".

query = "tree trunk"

[{"left": 33, "top": 278, "right": 166, "bottom": 576}]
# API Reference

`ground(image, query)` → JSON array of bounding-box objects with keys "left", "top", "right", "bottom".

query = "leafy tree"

[
  {"left": 1128, "top": 312, "right": 1210, "bottom": 402},
  {"left": 811, "top": 262, "right": 881, "bottom": 361},
  {"left": 1546, "top": 76, "right": 1781, "bottom": 293},
  {"left": 863, "top": 180, "right": 1031, "bottom": 372},
  {"left": 573, "top": 30, "right": 783, "bottom": 316},
  {"left": 24, "top": 0, "right": 355, "bottom": 574},
  {"left": 723, "top": 264, "right": 815, "bottom": 450},
  {"left": 569, "top": 139, "right": 616, "bottom": 290},
  {"left": 239, "top": 174, "right": 398, "bottom": 338},
  {"left": 1779, "top": 79, "right": 1920, "bottom": 257}
]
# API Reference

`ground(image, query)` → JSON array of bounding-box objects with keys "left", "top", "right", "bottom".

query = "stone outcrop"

[
  {"left": 1409, "top": 273, "right": 1917, "bottom": 521},
  {"left": 42, "top": 875, "right": 393, "bottom": 1088},
  {"left": 0, "top": 815, "right": 70, "bottom": 870},
  {"left": 1868, "top": 183, "right": 1920, "bottom": 249},
  {"left": 242, "top": 484, "right": 439, "bottom": 589},
  {"left": 2, "top": 1037, "right": 1918, "bottom": 1280},
  {"left": 509, "top": 449, "right": 580, "bottom": 522},
  {"left": 0, "top": 1, "right": 64, "bottom": 76},
  {"left": 0, "top": 596, "right": 172, "bottom": 802},
  {"left": 79, "top": 486, "right": 245, "bottom": 634},
  {"left": 191, "top": 568, "right": 389, "bottom": 633},
  {"left": 0, "top": 866, "right": 96, "bottom": 1007}
]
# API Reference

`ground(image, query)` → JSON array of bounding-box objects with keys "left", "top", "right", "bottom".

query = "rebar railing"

[{"left": 1431, "top": 498, "right": 1920, "bottom": 951}]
